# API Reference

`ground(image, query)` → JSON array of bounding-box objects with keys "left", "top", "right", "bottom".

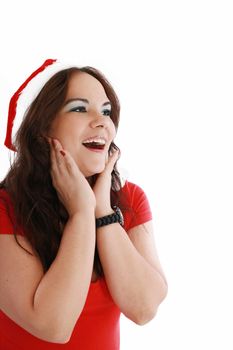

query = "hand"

[
  {"left": 47, "top": 138, "right": 96, "bottom": 216},
  {"left": 93, "top": 149, "right": 119, "bottom": 218}
]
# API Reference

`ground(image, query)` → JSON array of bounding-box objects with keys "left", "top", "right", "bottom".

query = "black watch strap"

[{"left": 96, "top": 206, "right": 124, "bottom": 228}]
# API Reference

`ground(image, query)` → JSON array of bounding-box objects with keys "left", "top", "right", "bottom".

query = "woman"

[{"left": 0, "top": 60, "right": 167, "bottom": 349}]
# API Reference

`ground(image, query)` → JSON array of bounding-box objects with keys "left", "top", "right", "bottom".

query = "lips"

[{"left": 82, "top": 136, "right": 107, "bottom": 151}]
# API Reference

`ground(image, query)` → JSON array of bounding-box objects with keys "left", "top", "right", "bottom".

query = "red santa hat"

[{"left": 4, "top": 59, "right": 58, "bottom": 151}]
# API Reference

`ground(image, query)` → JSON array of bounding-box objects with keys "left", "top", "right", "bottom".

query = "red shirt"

[{"left": 0, "top": 181, "right": 152, "bottom": 349}]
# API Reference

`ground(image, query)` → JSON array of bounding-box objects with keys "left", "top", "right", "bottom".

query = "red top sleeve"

[
  {"left": 0, "top": 189, "right": 24, "bottom": 235},
  {"left": 120, "top": 181, "right": 153, "bottom": 231},
  {"left": 0, "top": 190, "right": 14, "bottom": 234}
]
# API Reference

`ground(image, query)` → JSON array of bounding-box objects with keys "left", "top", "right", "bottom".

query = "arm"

[
  {"left": 96, "top": 220, "right": 168, "bottom": 325},
  {"left": 93, "top": 152, "right": 167, "bottom": 325},
  {"left": 0, "top": 211, "right": 95, "bottom": 344},
  {"left": 33, "top": 209, "right": 96, "bottom": 341},
  {"left": 0, "top": 139, "right": 97, "bottom": 343}
]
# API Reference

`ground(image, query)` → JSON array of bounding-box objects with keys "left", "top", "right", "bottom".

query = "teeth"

[{"left": 82, "top": 137, "right": 106, "bottom": 145}]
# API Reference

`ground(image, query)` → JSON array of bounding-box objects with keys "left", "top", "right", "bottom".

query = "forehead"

[{"left": 66, "top": 71, "right": 108, "bottom": 102}]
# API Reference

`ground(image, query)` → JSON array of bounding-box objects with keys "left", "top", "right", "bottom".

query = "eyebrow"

[{"left": 64, "top": 98, "right": 111, "bottom": 107}]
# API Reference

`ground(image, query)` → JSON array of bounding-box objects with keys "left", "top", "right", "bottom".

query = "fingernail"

[{"left": 60, "top": 150, "right": 65, "bottom": 156}]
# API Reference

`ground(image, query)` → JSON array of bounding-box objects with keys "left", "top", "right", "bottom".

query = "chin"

[{"left": 82, "top": 164, "right": 105, "bottom": 177}]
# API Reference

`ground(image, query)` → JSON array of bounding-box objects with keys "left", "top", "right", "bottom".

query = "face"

[{"left": 48, "top": 71, "right": 116, "bottom": 177}]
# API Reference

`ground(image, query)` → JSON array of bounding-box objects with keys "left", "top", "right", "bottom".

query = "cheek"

[
  {"left": 109, "top": 121, "right": 117, "bottom": 139},
  {"left": 49, "top": 119, "right": 69, "bottom": 139},
  {"left": 54, "top": 122, "right": 83, "bottom": 144}
]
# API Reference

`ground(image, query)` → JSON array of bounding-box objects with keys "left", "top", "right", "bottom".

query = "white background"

[{"left": 0, "top": 1, "right": 233, "bottom": 349}]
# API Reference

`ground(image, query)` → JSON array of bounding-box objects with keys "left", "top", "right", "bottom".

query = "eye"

[
  {"left": 102, "top": 109, "right": 111, "bottom": 117},
  {"left": 70, "top": 106, "right": 87, "bottom": 113}
]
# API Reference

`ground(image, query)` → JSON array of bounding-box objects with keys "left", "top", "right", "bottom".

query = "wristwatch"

[{"left": 96, "top": 206, "right": 124, "bottom": 228}]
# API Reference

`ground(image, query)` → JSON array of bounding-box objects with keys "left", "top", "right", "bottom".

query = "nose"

[{"left": 90, "top": 114, "right": 109, "bottom": 129}]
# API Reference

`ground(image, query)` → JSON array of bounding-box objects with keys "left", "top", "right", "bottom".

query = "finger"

[
  {"left": 52, "top": 139, "right": 69, "bottom": 171},
  {"left": 48, "top": 139, "right": 64, "bottom": 177},
  {"left": 48, "top": 138, "right": 59, "bottom": 171},
  {"left": 49, "top": 138, "right": 80, "bottom": 175},
  {"left": 105, "top": 149, "right": 119, "bottom": 172},
  {"left": 62, "top": 150, "right": 83, "bottom": 176}
]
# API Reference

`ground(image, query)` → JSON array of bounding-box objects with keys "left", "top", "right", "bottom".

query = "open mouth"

[{"left": 82, "top": 137, "right": 106, "bottom": 151}]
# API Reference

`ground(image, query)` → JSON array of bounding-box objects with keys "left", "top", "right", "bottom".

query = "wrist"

[
  {"left": 69, "top": 206, "right": 96, "bottom": 218},
  {"left": 96, "top": 206, "right": 124, "bottom": 229},
  {"left": 95, "top": 207, "right": 113, "bottom": 218}
]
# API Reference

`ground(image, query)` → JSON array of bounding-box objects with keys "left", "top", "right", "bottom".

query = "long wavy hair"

[{"left": 0, "top": 66, "right": 123, "bottom": 276}]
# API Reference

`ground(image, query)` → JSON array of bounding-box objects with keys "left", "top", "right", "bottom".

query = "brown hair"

[{"left": 0, "top": 66, "right": 122, "bottom": 276}]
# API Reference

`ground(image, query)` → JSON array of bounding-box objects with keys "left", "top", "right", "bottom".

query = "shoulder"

[
  {"left": 0, "top": 189, "right": 24, "bottom": 236},
  {"left": 119, "top": 180, "right": 153, "bottom": 231},
  {"left": 0, "top": 189, "right": 15, "bottom": 210},
  {"left": 120, "top": 180, "right": 149, "bottom": 203},
  {"left": 0, "top": 188, "right": 13, "bottom": 219},
  {"left": 0, "top": 188, "right": 11, "bottom": 202}
]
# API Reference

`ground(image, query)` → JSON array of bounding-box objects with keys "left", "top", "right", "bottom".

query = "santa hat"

[{"left": 4, "top": 58, "right": 81, "bottom": 151}]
